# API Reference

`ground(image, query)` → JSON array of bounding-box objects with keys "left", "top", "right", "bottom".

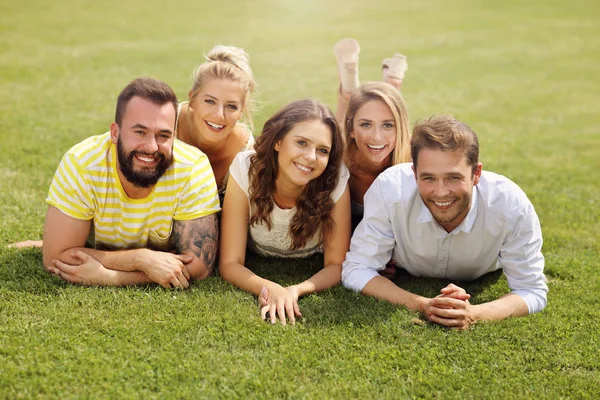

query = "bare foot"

[
  {"left": 334, "top": 38, "right": 361, "bottom": 94},
  {"left": 382, "top": 53, "right": 408, "bottom": 90},
  {"left": 8, "top": 240, "right": 43, "bottom": 249}
]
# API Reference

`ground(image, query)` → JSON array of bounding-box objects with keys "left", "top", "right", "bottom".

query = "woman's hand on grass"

[{"left": 259, "top": 284, "right": 301, "bottom": 326}]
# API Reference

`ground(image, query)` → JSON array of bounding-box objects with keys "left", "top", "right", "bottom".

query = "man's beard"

[
  {"left": 422, "top": 191, "right": 471, "bottom": 231},
  {"left": 117, "top": 137, "right": 173, "bottom": 188}
]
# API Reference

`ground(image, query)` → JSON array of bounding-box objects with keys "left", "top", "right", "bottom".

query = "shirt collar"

[{"left": 457, "top": 186, "right": 478, "bottom": 234}]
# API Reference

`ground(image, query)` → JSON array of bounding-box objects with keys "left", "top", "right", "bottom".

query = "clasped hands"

[
  {"left": 46, "top": 248, "right": 193, "bottom": 289},
  {"left": 258, "top": 284, "right": 302, "bottom": 326},
  {"left": 422, "top": 283, "right": 475, "bottom": 330}
]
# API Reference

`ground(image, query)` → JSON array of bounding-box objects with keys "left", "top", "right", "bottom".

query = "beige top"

[{"left": 229, "top": 150, "right": 350, "bottom": 258}]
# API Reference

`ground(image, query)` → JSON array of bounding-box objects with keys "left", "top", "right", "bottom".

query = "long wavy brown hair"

[{"left": 248, "top": 99, "right": 344, "bottom": 250}]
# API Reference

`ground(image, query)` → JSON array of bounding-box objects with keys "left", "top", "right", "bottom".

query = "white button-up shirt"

[{"left": 342, "top": 163, "right": 548, "bottom": 314}]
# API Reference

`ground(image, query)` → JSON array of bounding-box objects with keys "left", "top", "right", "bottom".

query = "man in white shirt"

[{"left": 342, "top": 115, "right": 547, "bottom": 330}]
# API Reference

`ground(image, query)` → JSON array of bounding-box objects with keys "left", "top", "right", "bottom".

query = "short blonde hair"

[
  {"left": 344, "top": 82, "right": 411, "bottom": 168},
  {"left": 190, "top": 45, "right": 258, "bottom": 131}
]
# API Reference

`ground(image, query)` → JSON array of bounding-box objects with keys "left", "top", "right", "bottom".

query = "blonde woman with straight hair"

[
  {"left": 332, "top": 39, "right": 412, "bottom": 228},
  {"left": 176, "top": 45, "right": 258, "bottom": 203},
  {"left": 343, "top": 82, "right": 411, "bottom": 227}
]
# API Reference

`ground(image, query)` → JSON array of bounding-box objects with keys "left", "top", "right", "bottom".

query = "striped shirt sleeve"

[
  {"left": 46, "top": 152, "right": 95, "bottom": 220},
  {"left": 174, "top": 154, "right": 220, "bottom": 220}
]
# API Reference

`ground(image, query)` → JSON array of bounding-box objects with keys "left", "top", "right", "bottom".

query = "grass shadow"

[{"left": 391, "top": 267, "right": 506, "bottom": 303}]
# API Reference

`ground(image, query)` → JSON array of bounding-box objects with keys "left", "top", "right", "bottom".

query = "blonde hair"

[
  {"left": 344, "top": 82, "right": 411, "bottom": 168},
  {"left": 190, "top": 45, "right": 258, "bottom": 131}
]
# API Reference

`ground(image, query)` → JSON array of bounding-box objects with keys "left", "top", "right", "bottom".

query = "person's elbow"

[
  {"left": 513, "top": 287, "right": 548, "bottom": 315},
  {"left": 341, "top": 263, "right": 362, "bottom": 292},
  {"left": 529, "top": 289, "right": 548, "bottom": 314},
  {"left": 42, "top": 248, "right": 55, "bottom": 271},
  {"left": 218, "top": 259, "right": 238, "bottom": 283},
  {"left": 42, "top": 245, "right": 67, "bottom": 271}
]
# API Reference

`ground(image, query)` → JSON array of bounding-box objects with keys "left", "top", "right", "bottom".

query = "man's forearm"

[
  {"left": 470, "top": 293, "right": 529, "bottom": 322},
  {"left": 173, "top": 214, "right": 218, "bottom": 280},
  {"left": 109, "top": 270, "right": 153, "bottom": 286},
  {"left": 80, "top": 248, "right": 152, "bottom": 273},
  {"left": 361, "top": 276, "right": 428, "bottom": 312}
]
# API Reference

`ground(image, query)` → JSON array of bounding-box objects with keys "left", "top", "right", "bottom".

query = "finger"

[
  {"left": 285, "top": 300, "right": 295, "bottom": 325},
  {"left": 156, "top": 277, "right": 174, "bottom": 289},
  {"left": 277, "top": 302, "right": 287, "bottom": 326},
  {"left": 432, "top": 297, "right": 468, "bottom": 309},
  {"left": 182, "top": 265, "right": 191, "bottom": 281},
  {"left": 51, "top": 267, "right": 81, "bottom": 285},
  {"left": 429, "top": 306, "right": 466, "bottom": 320},
  {"left": 52, "top": 259, "right": 79, "bottom": 275},
  {"left": 73, "top": 250, "right": 90, "bottom": 262},
  {"left": 269, "top": 304, "right": 277, "bottom": 325},
  {"left": 261, "top": 304, "right": 270, "bottom": 320},
  {"left": 170, "top": 276, "right": 185, "bottom": 290},
  {"left": 258, "top": 295, "right": 268, "bottom": 308},
  {"left": 437, "top": 291, "right": 471, "bottom": 301},
  {"left": 46, "top": 265, "right": 61, "bottom": 276},
  {"left": 260, "top": 286, "right": 269, "bottom": 302},
  {"left": 428, "top": 313, "right": 463, "bottom": 328},
  {"left": 175, "top": 270, "right": 190, "bottom": 289},
  {"left": 441, "top": 283, "right": 466, "bottom": 294},
  {"left": 175, "top": 254, "right": 194, "bottom": 264},
  {"left": 293, "top": 301, "right": 302, "bottom": 318},
  {"left": 447, "top": 292, "right": 471, "bottom": 301}
]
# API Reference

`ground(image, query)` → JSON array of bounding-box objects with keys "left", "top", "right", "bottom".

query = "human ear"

[
  {"left": 110, "top": 122, "right": 119, "bottom": 145},
  {"left": 274, "top": 140, "right": 281, "bottom": 152},
  {"left": 473, "top": 162, "right": 483, "bottom": 185}
]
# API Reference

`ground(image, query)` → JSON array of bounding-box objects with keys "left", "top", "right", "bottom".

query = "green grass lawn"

[{"left": 1, "top": 0, "right": 599, "bottom": 398}]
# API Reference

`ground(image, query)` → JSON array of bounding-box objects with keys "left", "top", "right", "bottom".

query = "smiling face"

[
  {"left": 188, "top": 78, "right": 246, "bottom": 143},
  {"left": 274, "top": 119, "right": 333, "bottom": 191},
  {"left": 351, "top": 99, "right": 397, "bottom": 168},
  {"left": 413, "top": 148, "right": 482, "bottom": 232},
  {"left": 110, "top": 96, "right": 176, "bottom": 189}
]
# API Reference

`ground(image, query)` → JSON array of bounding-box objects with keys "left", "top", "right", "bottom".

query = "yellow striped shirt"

[{"left": 46, "top": 132, "right": 220, "bottom": 251}]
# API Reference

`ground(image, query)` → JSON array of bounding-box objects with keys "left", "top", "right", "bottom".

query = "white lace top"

[{"left": 229, "top": 150, "right": 349, "bottom": 258}]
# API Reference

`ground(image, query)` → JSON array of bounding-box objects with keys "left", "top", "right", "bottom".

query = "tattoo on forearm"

[{"left": 174, "top": 214, "right": 219, "bottom": 273}]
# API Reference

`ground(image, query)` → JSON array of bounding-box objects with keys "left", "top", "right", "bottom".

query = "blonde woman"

[
  {"left": 176, "top": 45, "right": 258, "bottom": 202},
  {"left": 333, "top": 40, "right": 411, "bottom": 227}
]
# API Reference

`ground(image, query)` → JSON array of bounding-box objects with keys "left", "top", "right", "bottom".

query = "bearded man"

[{"left": 42, "top": 77, "right": 220, "bottom": 288}]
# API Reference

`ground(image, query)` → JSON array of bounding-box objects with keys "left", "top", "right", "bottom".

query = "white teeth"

[
  {"left": 367, "top": 144, "right": 385, "bottom": 150},
  {"left": 206, "top": 121, "right": 224, "bottom": 129},
  {"left": 295, "top": 163, "right": 312, "bottom": 173},
  {"left": 137, "top": 155, "right": 155, "bottom": 163},
  {"left": 434, "top": 200, "right": 453, "bottom": 207}
]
